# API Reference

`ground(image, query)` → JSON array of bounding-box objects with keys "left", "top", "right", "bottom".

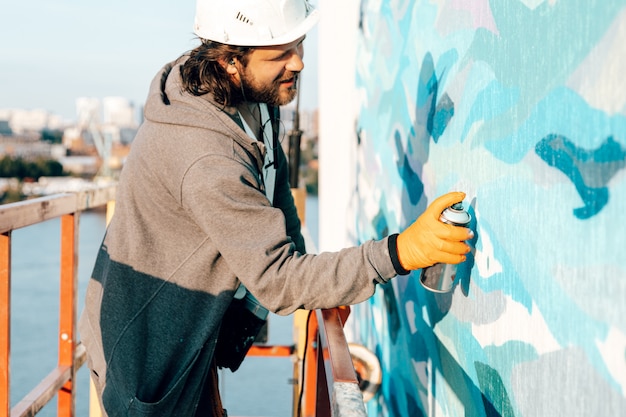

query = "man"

[{"left": 78, "top": 0, "right": 474, "bottom": 416}]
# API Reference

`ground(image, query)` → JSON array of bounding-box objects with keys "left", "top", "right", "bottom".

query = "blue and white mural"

[{"left": 348, "top": 1, "right": 626, "bottom": 415}]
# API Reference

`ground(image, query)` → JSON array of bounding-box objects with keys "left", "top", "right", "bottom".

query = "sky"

[{"left": 1, "top": 0, "right": 319, "bottom": 123}]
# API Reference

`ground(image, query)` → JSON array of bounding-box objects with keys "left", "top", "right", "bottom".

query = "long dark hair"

[{"left": 180, "top": 39, "right": 252, "bottom": 106}]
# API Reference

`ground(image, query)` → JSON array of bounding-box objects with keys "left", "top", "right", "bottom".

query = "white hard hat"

[{"left": 194, "top": 0, "right": 319, "bottom": 47}]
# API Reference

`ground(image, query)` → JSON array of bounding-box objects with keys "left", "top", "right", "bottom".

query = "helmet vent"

[{"left": 235, "top": 12, "right": 253, "bottom": 26}]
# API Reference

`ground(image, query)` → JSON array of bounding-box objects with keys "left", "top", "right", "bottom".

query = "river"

[{"left": 9, "top": 195, "right": 318, "bottom": 416}]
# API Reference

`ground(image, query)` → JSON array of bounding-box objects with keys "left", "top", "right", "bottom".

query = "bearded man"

[{"left": 79, "top": 1, "right": 473, "bottom": 416}]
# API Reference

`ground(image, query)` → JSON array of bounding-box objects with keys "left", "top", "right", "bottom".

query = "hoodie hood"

[{"left": 143, "top": 56, "right": 257, "bottom": 154}]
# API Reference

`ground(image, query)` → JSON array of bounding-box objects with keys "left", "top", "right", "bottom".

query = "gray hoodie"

[{"left": 78, "top": 56, "right": 398, "bottom": 416}]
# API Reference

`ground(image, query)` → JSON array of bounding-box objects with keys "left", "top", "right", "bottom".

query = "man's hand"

[{"left": 397, "top": 191, "right": 473, "bottom": 271}]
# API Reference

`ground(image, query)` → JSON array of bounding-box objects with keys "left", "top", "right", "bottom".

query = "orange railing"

[
  {"left": 0, "top": 185, "right": 367, "bottom": 417},
  {"left": 301, "top": 307, "right": 367, "bottom": 416},
  {"left": 248, "top": 306, "right": 367, "bottom": 417},
  {"left": 0, "top": 185, "right": 116, "bottom": 417}
]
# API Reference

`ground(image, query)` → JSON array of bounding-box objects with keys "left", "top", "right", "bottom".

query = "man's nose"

[{"left": 286, "top": 51, "right": 304, "bottom": 72}]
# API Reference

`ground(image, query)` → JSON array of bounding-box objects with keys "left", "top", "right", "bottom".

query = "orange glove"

[{"left": 397, "top": 191, "right": 473, "bottom": 271}]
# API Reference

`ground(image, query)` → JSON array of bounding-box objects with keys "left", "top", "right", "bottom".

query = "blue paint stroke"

[
  {"left": 399, "top": 53, "right": 455, "bottom": 217},
  {"left": 535, "top": 134, "right": 626, "bottom": 219},
  {"left": 395, "top": 130, "right": 424, "bottom": 205},
  {"left": 433, "top": 93, "right": 455, "bottom": 142},
  {"left": 383, "top": 282, "right": 401, "bottom": 343},
  {"left": 485, "top": 87, "right": 626, "bottom": 165},
  {"left": 372, "top": 206, "right": 390, "bottom": 238},
  {"left": 412, "top": 52, "right": 455, "bottom": 145},
  {"left": 462, "top": 0, "right": 622, "bottom": 147},
  {"left": 387, "top": 373, "right": 426, "bottom": 417},
  {"left": 475, "top": 361, "right": 515, "bottom": 417}
]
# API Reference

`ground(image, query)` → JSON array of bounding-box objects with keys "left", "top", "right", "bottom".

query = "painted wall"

[{"left": 324, "top": 0, "right": 626, "bottom": 415}]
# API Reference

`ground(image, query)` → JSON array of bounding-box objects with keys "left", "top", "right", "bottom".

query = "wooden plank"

[
  {"left": 0, "top": 194, "right": 77, "bottom": 234},
  {"left": 0, "top": 184, "right": 117, "bottom": 234},
  {"left": 10, "top": 366, "right": 71, "bottom": 417},
  {"left": 316, "top": 308, "right": 367, "bottom": 417},
  {"left": 9, "top": 345, "right": 86, "bottom": 417},
  {"left": 74, "top": 342, "right": 87, "bottom": 368},
  {"left": 317, "top": 308, "right": 359, "bottom": 384},
  {"left": 75, "top": 186, "right": 117, "bottom": 212}
]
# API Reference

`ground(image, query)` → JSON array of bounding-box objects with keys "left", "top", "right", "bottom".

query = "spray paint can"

[{"left": 419, "top": 202, "right": 471, "bottom": 293}]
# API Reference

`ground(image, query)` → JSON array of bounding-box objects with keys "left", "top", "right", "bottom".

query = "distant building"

[
  {"left": 0, "top": 137, "right": 64, "bottom": 160},
  {"left": 62, "top": 126, "right": 82, "bottom": 149},
  {"left": 76, "top": 97, "right": 102, "bottom": 126},
  {"left": 0, "top": 120, "right": 12, "bottom": 136},
  {"left": 103, "top": 96, "right": 137, "bottom": 128},
  {"left": 0, "top": 99, "right": 138, "bottom": 180},
  {"left": 0, "top": 108, "right": 64, "bottom": 135},
  {"left": 57, "top": 155, "right": 100, "bottom": 177},
  {"left": 76, "top": 97, "right": 138, "bottom": 146},
  {"left": 22, "top": 176, "right": 103, "bottom": 196}
]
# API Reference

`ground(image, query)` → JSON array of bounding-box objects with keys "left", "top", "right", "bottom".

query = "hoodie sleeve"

[{"left": 181, "top": 149, "right": 398, "bottom": 316}]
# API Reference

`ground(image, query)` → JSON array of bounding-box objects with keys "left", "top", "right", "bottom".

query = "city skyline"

[{"left": 1, "top": 1, "right": 320, "bottom": 122}]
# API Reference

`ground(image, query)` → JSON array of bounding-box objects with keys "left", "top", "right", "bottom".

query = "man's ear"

[{"left": 224, "top": 58, "right": 239, "bottom": 76}]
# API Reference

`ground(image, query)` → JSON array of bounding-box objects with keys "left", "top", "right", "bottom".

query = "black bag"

[{"left": 214, "top": 291, "right": 268, "bottom": 372}]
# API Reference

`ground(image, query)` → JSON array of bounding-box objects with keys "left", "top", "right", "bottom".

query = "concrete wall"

[{"left": 319, "top": 0, "right": 626, "bottom": 415}]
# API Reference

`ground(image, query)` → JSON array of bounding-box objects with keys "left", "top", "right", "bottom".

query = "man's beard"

[{"left": 237, "top": 70, "right": 299, "bottom": 106}]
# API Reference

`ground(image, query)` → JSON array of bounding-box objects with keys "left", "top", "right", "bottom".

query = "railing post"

[
  {"left": 1, "top": 232, "right": 11, "bottom": 417},
  {"left": 315, "top": 331, "right": 331, "bottom": 417},
  {"left": 301, "top": 311, "right": 319, "bottom": 417},
  {"left": 310, "top": 307, "right": 368, "bottom": 417},
  {"left": 291, "top": 309, "right": 309, "bottom": 417},
  {"left": 58, "top": 213, "right": 78, "bottom": 416}
]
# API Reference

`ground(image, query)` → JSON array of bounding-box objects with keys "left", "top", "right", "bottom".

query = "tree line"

[{"left": 0, "top": 155, "right": 66, "bottom": 180}]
